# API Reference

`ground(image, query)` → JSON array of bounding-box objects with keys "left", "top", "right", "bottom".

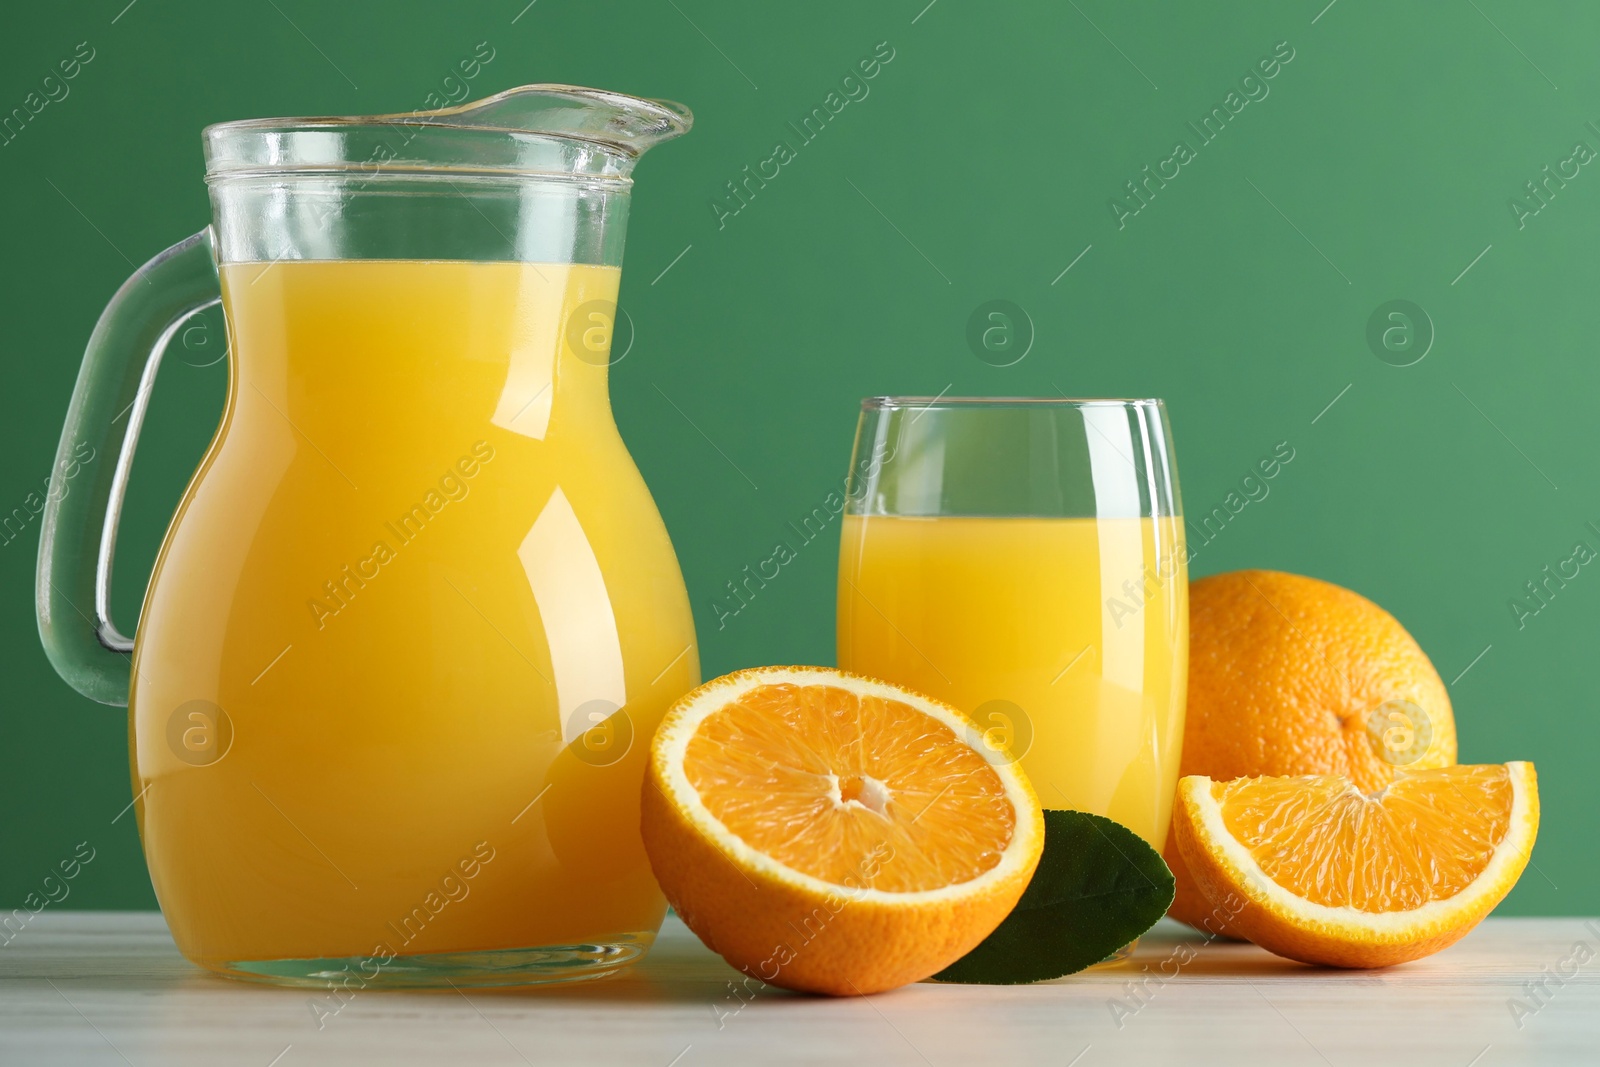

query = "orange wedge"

[
  {"left": 1173, "top": 762, "right": 1538, "bottom": 968},
  {"left": 641, "top": 666, "right": 1043, "bottom": 995}
]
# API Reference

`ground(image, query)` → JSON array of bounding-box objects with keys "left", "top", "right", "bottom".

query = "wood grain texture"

[{"left": 2, "top": 914, "right": 1597, "bottom": 1065}]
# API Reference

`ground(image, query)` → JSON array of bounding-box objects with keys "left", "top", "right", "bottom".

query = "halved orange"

[
  {"left": 641, "top": 666, "right": 1044, "bottom": 995},
  {"left": 1173, "top": 762, "right": 1538, "bottom": 967}
]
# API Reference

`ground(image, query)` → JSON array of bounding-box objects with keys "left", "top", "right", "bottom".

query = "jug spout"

[{"left": 419, "top": 84, "right": 693, "bottom": 161}]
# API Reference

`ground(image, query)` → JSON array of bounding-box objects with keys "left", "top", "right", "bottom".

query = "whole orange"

[{"left": 1165, "top": 569, "right": 1457, "bottom": 936}]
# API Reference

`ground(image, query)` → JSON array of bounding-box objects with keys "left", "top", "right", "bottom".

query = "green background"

[{"left": 2, "top": 0, "right": 1593, "bottom": 915}]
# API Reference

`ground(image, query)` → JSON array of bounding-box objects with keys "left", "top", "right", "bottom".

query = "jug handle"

[{"left": 36, "top": 228, "right": 222, "bottom": 707}]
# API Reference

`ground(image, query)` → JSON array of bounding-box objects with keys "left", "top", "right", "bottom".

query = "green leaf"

[{"left": 933, "top": 809, "right": 1175, "bottom": 984}]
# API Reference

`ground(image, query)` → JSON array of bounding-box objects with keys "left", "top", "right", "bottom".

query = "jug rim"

[
  {"left": 204, "top": 83, "right": 692, "bottom": 183},
  {"left": 862, "top": 396, "right": 1166, "bottom": 409}
]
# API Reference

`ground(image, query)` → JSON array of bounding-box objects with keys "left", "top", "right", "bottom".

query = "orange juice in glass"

[{"left": 836, "top": 398, "right": 1187, "bottom": 850}]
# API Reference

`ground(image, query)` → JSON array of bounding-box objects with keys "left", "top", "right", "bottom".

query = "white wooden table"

[{"left": 2, "top": 913, "right": 1596, "bottom": 1065}]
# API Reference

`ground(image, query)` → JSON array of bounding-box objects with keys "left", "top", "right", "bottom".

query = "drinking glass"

[{"left": 836, "top": 398, "right": 1187, "bottom": 850}]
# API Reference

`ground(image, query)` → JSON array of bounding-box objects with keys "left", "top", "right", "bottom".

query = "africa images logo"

[{"left": 1108, "top": 40, "right": 1297, "bottom": 230}]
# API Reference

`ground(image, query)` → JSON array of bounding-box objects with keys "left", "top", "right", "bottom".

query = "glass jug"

[{"left": 35, "top": 86, "right": 699, "bottom": 987}]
